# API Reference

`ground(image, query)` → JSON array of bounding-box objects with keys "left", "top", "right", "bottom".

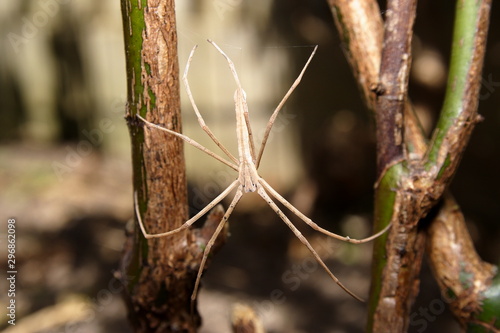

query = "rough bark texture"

[
  {"left": 427, "top": 196, "right": 497, "bottom": 330},
  {"left": 370, "top": 2, "right": 423, "bottom": 331},
  {"left": 330, "top": 2, "right": 426, "bottom": 330},
  {"left": 374, "top": 0, "right": 416, "bottom": 177},
  {"left": 416, "top": 9, "right": 498, "bottom": 331},
  {"left": 120, "top": 1, "right": 227, "bottom": 331},
  {"left": 328, "top": 0, "right": 498, "bottom": 331}
]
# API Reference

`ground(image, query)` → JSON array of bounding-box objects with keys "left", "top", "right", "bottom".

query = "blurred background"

[{"left": 0, "top": 1, "right": 499, "bottom": 332}]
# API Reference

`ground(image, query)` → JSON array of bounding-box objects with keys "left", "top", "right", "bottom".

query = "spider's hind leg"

[
  {"left": 256, "top": 184, "right": 364, "bottom": 302},
  {"left": 190, "top": 187, "right": 244, "bottom": 307}
]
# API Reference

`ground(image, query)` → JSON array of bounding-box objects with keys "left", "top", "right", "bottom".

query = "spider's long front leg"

[
  {"left": 137, "top": 115, "right": 238, "bottom": 171},
  {"left": 256, "top": 45, "right": 318, "bottom": 168},
  {"left": 191, "top": 186, "right": 244, "bottom": 302},
  {"left": 134, "top": 180, "right": 239, "bottom": 239},
  {"left": 259, "top": 178, "right": 391, "bottom": 243},
  {"left": 256, "top": 184, "right": 364, "bottom": 302},
  {"left": 183, "top": 45, "right": 238, "bottom": 164},
  {"left": 207, "top": 40, "right": 257, "bottom": 161}
]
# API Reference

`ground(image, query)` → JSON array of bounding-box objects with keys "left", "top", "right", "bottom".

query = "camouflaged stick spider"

[{"left": 135, "top": 40, "right": 391, "bottom": 304}]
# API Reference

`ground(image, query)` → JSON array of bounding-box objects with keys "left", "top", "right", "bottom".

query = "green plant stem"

[
  {"left": 328, "top": 0, "right": 497, "bottom": 331},
  {"left": 120, "top": 1, "right": 202, "bottom": 331},
  {"left": 424, "top": 0, "right": 490, "bottom": 188}
]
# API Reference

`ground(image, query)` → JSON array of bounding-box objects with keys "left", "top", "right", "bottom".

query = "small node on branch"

[
  {"left": 370, "top": 82, "right": 385, "bottom": 96},
  {"left": 231, "top": 303, "right": 265, "bottom": 333},
  {"left": 194, "top": 204, "right": 228, "bottom": 253}
]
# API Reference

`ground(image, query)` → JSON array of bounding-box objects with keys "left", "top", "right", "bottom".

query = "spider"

[{"left": 135, "top": 40, "right": 391, "bottom": 303}]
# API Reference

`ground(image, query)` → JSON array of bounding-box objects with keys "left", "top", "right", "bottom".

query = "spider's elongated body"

[{"left": 135, "top": 40, "right": 391, "bottom": 303}]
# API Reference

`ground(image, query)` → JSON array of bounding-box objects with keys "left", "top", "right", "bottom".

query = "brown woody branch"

[
  {"left": 374, "top": 0, "right": 417, "bottom": 176},
  {"left": 120, "top": 0, "right": 228, "bottom": 331},
  {"left": 426, "top": 196, "right": 496, "bottom": 327},
  {"left": 329, "top": 0, "right": 495, "bottom": 331}
]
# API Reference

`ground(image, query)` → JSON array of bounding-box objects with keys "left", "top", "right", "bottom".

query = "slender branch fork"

[{"left": 135, "top": 40, "right": 392, "bottom": 304}]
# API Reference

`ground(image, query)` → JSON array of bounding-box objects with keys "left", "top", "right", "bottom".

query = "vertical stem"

[
  {"left": 120, "top": 0, "right": 202, "bottom": 331},
  {"left": 329, "top": 0, "right": 498, "bottom": 331},
  {"left": 373, "top": 2, "right": 419, "bottom": 329},
  {"left": 424, "top": 0, "right": 491, "bottom": 188},
  {"left": 374, "top": 0, "right": 417, "bottom": 176}
]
